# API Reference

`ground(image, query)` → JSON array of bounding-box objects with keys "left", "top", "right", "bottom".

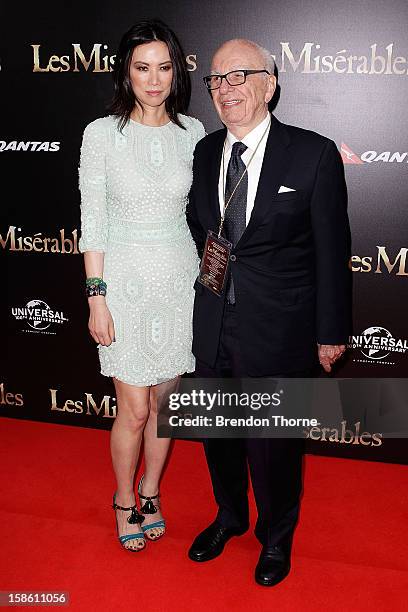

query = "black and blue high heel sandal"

[
  {"left": 138, "top": 476, "right": 166, "bottom": 541},
  {"left": 112, "top": 493, "right": 146, "bottom": 552}
]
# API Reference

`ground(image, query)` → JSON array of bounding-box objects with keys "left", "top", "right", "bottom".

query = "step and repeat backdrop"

[{"left": 2, "top": 0, "right": 408, "bottom": 462}]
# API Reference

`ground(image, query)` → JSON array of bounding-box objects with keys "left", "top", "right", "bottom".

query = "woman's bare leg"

[
  {"left": 110, "top": 379, "right": 150, "bottom": 550},
  {"left": 140, "top": 376, "right": 180, "bottom": 538}
]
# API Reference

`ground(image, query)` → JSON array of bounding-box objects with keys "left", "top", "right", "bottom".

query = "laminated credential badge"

[{"left": 198, "top": 230, "right": 232, "bottom": 297}]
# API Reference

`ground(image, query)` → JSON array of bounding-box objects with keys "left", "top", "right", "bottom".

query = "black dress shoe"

[
  {"left": 255, "top": 545, "right": 291, "bottom": 587},
  {"left": 188, "top": 522, "right": 246, "bottom": 562}
]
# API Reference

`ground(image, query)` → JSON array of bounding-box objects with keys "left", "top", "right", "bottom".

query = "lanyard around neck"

[{"left": 218, "top": 116, "right": 271, "bottom": 238}]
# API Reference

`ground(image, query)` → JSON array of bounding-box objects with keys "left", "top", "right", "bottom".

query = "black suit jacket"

[{"left": 187, "top": 115, "right": 351, "bottom": 375}]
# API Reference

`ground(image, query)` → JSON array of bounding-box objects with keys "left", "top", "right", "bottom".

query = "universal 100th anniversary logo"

[
  {"left": 349, "top": 326, "right": 408, "bottom": 366},
  {"left": 11, "top": 299, "right": 69, "bottom": 335}
]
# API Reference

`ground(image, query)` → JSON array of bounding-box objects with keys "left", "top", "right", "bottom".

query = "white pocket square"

[{"left": 278, "top": 185, "right": 296, "bottom": 193}]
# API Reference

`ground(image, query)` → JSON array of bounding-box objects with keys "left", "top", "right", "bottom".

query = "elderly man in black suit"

[{"left": 186, "top": 38, "right": 351, "bottom": 586}]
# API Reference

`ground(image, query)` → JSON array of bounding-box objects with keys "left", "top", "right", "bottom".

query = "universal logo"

[
  {"left": 1, "top": 226, "right": 79, "bottom": 254},
  {"left": 0, "top": 382, "right": 24, "bottom": 407},
  {"left": 351, "top": 246, "right": 408, "bottom": 276},
  {"left": 50, "top": 388, "right": 116, "bottom": 418},
  {"left": 31, "top": 43, "right": 197, "bottom": 73},
  {"left": 341, "top": 143, "right": 408, "bottom": 165},
  {"left": 348, "top": 326, "right": 408, "bottom": 366},
  {"left": 0, "top": 141, "right": 60, "bottom": 152},
  {"left": 304, "top": 420, "right": 382, "bottom": 446},
  {"left": 11, "top": 299, "right": 69, "bottom": 335}
]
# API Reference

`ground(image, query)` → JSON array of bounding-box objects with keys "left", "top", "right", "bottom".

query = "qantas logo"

[
  {"left": 340, "top": 142, "right": 408, "bottom": 164},
  {"left": 0, "top": 141, "right": 60, "bottom": 152},
  {"left": 340, "top": 143, "right": 364, "bottom": 164}
]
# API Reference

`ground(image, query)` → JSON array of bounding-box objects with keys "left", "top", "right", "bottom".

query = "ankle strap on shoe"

[
  {"left": 112, "top": 502, "right": 145, "bottom": 525},
  {"left": 139, "top": 492, "right": 159, "bottom": 514}
]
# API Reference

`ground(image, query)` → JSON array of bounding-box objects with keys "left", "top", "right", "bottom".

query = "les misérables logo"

[
  {"left": 1, "top": 226, "right": 79, "bottom": 254},
  {"left": 305, "top": 421, "right": 382, "bottom": 446},
  {"left": 31, "top": 43, "right": 197, "bottom": 73},
  {"left": 0, "top": 383, "right": 23, "bottom": 408},
  {"left": 351, "top": 246, "right": 408, "bottom": 276},
  {"left": 49, "top": 388, "right": 117, "bottom": 418},
  {"left": 30, "top": 42, "right": 408, "bottom": 76}
]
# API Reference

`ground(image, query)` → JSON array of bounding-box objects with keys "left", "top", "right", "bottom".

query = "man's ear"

[{"left": 265, "top": 75, "right": 277, "bottom": 104}]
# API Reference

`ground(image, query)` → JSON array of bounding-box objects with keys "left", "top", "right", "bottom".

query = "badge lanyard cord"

[{"left": 218, "top": 116, "right": 271, "bottom": 238}]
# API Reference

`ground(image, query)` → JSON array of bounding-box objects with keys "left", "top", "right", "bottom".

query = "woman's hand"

[{"left": 88, "top": 298, "right": 115, "bottom": 346}]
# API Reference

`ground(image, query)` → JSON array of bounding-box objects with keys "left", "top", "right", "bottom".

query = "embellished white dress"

[{"left": 79, "top": 114, "right": 205, "bottom": 386}]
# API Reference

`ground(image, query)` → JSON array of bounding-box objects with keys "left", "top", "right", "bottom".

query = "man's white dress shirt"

[{"left": 218, "top": 113, "right": 271, "bottom": 225}]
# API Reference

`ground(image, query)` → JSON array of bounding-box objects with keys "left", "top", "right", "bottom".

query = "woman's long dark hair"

[{"left": 108, "top": 19, "right": 191, "bottom": 131}]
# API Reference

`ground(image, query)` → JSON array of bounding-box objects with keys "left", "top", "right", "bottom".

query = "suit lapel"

[
  {"left": 235, "top": 115, "right": 291, "bottom": 250},
  {"left": 207, "top": 130, "right": 225, "bottom": 232}
]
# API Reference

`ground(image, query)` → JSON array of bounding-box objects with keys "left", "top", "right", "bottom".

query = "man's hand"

[{"left": 318, "top": 344, "right": 346, "bottom": 373}]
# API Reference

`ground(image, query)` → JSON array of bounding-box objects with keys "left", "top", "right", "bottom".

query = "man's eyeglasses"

[{"left": 203, "top": 69, "right": 271, "bottom": 90}]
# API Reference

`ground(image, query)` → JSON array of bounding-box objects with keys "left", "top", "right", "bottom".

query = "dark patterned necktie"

[{"left": 224, "top": 141, "right": 248, "bottom": 304}]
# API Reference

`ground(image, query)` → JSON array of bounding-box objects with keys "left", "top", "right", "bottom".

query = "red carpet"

[{"left": 0, "top": 417, "right": 407, "bottom": 611}]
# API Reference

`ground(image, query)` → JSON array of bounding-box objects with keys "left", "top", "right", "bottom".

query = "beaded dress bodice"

[{"left": 79, "top": 114, "right": 205, "bottom": 385}]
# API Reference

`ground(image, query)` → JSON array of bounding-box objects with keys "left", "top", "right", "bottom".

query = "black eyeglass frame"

[{"left": 203, "top": 69, "right": 271, "bottom": 90}]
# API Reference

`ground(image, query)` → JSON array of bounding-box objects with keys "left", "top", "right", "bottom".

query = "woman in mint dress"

[{"left": 79, "top": 20, "right": 204, "bottom": 552}]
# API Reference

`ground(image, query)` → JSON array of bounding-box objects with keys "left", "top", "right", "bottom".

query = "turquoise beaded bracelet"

[{"left": 86, "top": 277, "right": 107, "bottom": 297}]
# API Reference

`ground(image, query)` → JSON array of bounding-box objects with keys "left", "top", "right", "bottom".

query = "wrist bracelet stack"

[{"left": 86, "top": 277, "right": 107, "bottom": 297}]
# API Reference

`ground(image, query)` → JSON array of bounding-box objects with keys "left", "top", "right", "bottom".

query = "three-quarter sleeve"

[{"left": 78, "top": 120, "right": 108, "bottom": 252}]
